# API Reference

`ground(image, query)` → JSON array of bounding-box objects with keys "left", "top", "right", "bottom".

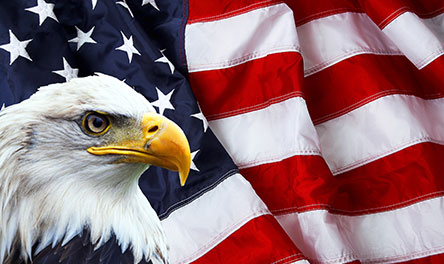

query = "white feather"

[{"left": 0, "top": 74, "right": 168, "bottom": 263}]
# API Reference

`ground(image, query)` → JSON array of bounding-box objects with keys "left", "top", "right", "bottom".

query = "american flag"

[{"left": 2, "top": 0, "right": 444, "bottom": 263}]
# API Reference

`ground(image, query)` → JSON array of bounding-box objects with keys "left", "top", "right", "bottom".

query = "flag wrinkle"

[
  {"left": 185, "top": 0, "right": 444, "bottom": 263},
  {"left": 158, "top": 168, "right": 238, "bottom": 220}
]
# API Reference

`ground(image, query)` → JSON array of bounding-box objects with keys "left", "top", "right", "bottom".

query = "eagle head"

[{"left": 0, "top": 74, "right": 191, "bottom": 263}]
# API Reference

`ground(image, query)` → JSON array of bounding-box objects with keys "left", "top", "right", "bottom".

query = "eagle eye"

[{"left": 82, "top": 112, "right": 111, "bottom": 136}]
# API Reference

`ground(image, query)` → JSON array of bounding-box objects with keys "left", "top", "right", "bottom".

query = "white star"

[
  {"left": 0, "top": 103, "right": 5, "bottom": 112},
  {"left": 25, "top": 0, "right": 58, "bottom": 26},
  {"left": 191, "top": 106, "right": 208, "bottom": 133},
  {"left": 151, "top": 87, "right": 174, "bottom": 115},
  {"left": 116, "top": 32, "right": 140, "bottom": 63},
  {"left": 69, "top": 26, "right": 97, "bottom": 51},
  {"left": 141, "top": 0, "right": 159, "bottom": 10},
  {"left": 117, "top": 0, "right": 134, "bottom": 18},
  {"left": 91, "top": 0, "right": 97, "bottom": 9},
  {"left": 52, "top": 58, "right": 78, "bottom": 81},
  {"left": 155, "top": 49, "right": 175, "bottom": 74},
  {"left": 190, "top": 150, "right": 200, "bottom": 171},
  {"left": 0, "top": 30, "right": 32, "bottom": 65}
]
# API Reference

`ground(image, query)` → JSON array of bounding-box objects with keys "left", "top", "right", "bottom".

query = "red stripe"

[
  {"left": 286, "top": 0, "right": 361, "bottom": 26},
  {"left": 191, "top": 214, "right": 306, "bottom": 264},
  {"left": 188, "top": 52, "right": 303, "bottom": 120},
  {"left": 305, "top": 54, "right": 444, "bottom": 124},
  {"left": 188, "top": 0, "right": 281, "bottom": 24},
  {"left": 190, "top": 53, "right": 444, "bottom": 122},
  {"left": 241, "top": 155, "right": 331, "bottom": 215},
  {"left": 359, "top": 0, "right": 444, "bottom": 28},
  {"left": 187, "top": 0, "right": 444, "bottom": 27},
  {"left": 187, "top": 0, "right": 361, "bottom": 24},
  {"left": 241, "top": 142, "right": 444, "bottom": 215},
  {"left": 400, "top": 252, "right": 444, "bottom": 264}
]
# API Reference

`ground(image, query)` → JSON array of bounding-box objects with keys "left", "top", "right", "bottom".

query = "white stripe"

[
  {"left": 161, "top": 174, "right": 270, "bottom": 264},
  {"left": 186, "top": 8, "right": 444, "bottom": 76},
  {"left": 185, "top": 8, "right": 404, "bottom": 75},
  {"left": 383, "top": 12, "right": 444, "bottom": 69},
  {"left": 209, "top": 94, "right": 444, "bottom": 174},
  {"left": 276, "top": 197, "right": 444, "bottom": 263},
  {"left": 185, "top": 3, "right": 300, "bottom": 73},
  {"left": 298, "top": 12, "right": 401, "bottom": 76},
  {"left": 208, "top": 97, "right": 320, "bottom": 169},
  {"left": 316, "top": 94, "right": 444, "bottom": 175}
]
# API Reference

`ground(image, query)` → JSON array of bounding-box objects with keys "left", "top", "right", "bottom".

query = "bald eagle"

[{"left": 0, "top": 74, "right": 191, "bottom": 264}]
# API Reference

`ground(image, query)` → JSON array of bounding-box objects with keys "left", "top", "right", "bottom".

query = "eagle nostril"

[{"left": 148, "top": 125, "right": 159, "bottom": 133}]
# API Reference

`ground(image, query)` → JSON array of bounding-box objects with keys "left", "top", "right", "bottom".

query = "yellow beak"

[{"left": 87, "top": 113, "right": 191, "bottom": 186}]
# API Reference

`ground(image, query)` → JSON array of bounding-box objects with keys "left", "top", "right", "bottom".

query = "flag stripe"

[
  {"left": 188, "top": 52, "right": 304, "bottom": 120},
  {"left": 305, "top": 54, "right": 444, "bottom": 124},
  {"left": 241, "top": 142, "right": 444, "bottom": 215},
  {"left": 191, "top": 214, "right": 306, "bottom": 264},
  {"left": 297, "top": 11, "right": 401, "bottom": 77},
  {"left": 401, "top": 252, "right": 444, "bottom": 264},
  {"left": 317, "top": 94, "right": 444, "bottom": 174},
  {"left": 208, "top": 94, "right": 444, "bottom": 173},
  {"left": 182, "top": 1, "right": 444, "bottom": 263},
  {"left": 276, "top": 196, "right": 444, "bottom": 263},
  {"left": 208, "top": 96, "right": 320, "bottom": 169},
  {"left": 190, "top": 53, "right": 444, "bottom": 123},
  {"left": 188, "top": 0, "right": 444, "bottom": 29},
  {"left": 187, "top": 8, "right": 444, "bottom": 123},
  {"left": 185, "top": 3, "right": 299, "bottom": 73},
  {"left": 187, "top": 0, "right": 278, "bottom": 24},
  {"left": 241, "top": 155, "right": 331, "bottom": 214},
  {"left": 360, "top": 0, "right": 444, "bottom": 29},
  {"left": 187, "top": 0, "right": 362, "bottom": 24},
  {"left": 186, "top": 9, "right": 407, "bottom": 76},
  {"left": 161, "top": 173, "right": 270, "bottom": 264},
  {"left": 382, "top": 12, "right": 444, "bottom": 69},
  {"left": 187, "top": 8, "right": 444, "bottom": 82}
]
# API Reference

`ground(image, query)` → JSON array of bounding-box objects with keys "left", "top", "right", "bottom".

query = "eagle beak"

[{"left": 87, "top": 113, "right": 191, "bottom": 186}]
